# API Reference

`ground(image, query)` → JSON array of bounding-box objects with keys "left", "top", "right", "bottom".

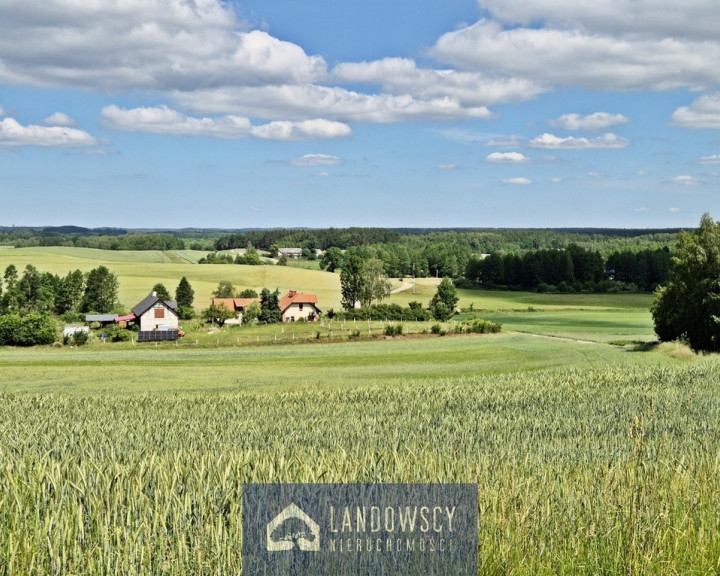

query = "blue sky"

[{"left": 2, "top": 0, "right": 720, "bottom": 229}]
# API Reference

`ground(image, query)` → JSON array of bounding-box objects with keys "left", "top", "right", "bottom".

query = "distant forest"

[{"left": 0, "top": 225, "right": 684, "bottom": 292}]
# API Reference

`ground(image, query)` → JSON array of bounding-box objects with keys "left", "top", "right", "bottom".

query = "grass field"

[
  {"left": 0, "top": 246, "right": 342, "bottom": 312},
  {"left": 4, "top": 247, "right": 719, "bottom": 575},
  {"left": 0, "top": 335, "right": 718, "bottom": 574}
]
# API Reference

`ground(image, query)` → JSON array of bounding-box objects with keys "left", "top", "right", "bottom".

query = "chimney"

[{"left": 289, "top": 290, "right": 297, "bottom": 298}]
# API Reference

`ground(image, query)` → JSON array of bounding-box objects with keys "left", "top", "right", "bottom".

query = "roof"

[
  {"left": 278, "top": 290, "right": 319, "bottom": 313},
  {"left": 115, "top": 314, "right": 136, "bottom": 322},
  {"left": 131, "top": 293, "right": 178, "bottom": 317},
  {"left": 85, "top": 314, "right": 117, "bottom": 323},
  {"left": 211, "top": 298, "right": 258, "bottom": 311}
]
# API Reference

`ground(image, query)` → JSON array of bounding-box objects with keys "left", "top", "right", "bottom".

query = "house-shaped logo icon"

[{"left": 266, "top": 503, "right": 320, "bottom": 552}]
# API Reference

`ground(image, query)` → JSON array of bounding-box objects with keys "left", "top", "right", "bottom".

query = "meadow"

[{"left": 1, "top": 246, "right": 719, "bottom": 575}]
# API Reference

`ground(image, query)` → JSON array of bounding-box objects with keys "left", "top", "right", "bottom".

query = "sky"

[{"left": 1, "top": 1, "right": 720, "bottom": 229}]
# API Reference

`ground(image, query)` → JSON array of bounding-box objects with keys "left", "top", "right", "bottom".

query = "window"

[
  {"left": 299, "top": 303, "right": 304, "bottom": 311},
  {"left": 154, "top": 308, "right": 165, "bottom": 319}
]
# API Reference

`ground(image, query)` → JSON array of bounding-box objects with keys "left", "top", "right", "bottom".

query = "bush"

[
  {"left": 0, "top": 313, "right": 57, "bottom": 346},
  {"left": 64, "top": 329, "right": 89, "bottom": 346},
  {"left": 466, "top": 319, "right": 502, "bottom": 334},
  {"left": 384, "top": 324, "right": 403, "bottom": 337},
  {"left": 430, "top": 324, "right": 445, "bottom": 336},
  {"left": 106, "top": 326, "right": 131, "bottom": 342}
]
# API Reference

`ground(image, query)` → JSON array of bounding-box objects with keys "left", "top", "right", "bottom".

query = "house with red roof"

[
  {"left": 279, "top": 290, "right": 321, "bottom": 322},
  {"left": 211, "top": 297, "right": 258, "bottom": 325}
]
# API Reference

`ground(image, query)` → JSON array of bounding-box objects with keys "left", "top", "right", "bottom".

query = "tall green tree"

[
  {"left": 3, "top": 264, "right": 17, "bottom": 291},
  {"left": 259, "top": 288, "right": 281, "bottom": 323},
  {"left": 359, "top": 258, "right": 391, "bottom": 308},
  {"left": 151, "top": 283, "right": 171, "bottom": 301},
  {"left": 319, "top": 247, "right": 343, "bottom": 272},
  {"left": 430, "top": 277, "right": 459, "bottom": 321},
  {"left": 175, "top": 276, "right": 195, "bottom": 319},
  {"left": 651, "top": 213, "right": 720, "bottom": 352},
  {"left": 175, "top": 277, "right": 194, "bottom": 308},
  {"left": 340, "top": 252, "right": 366, "bottom": 310},
  {"left": 55, "top": 269, "right": 85, "bottom": 315},
  {"left": 81, "top": 266, "right": 119, "bottom": 313},
  {"left": 212, "top": 280, "right": 235, "bottom": 299}
]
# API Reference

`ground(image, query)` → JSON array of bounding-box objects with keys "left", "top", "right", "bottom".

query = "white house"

[
  {"left": 279, "top": 290, "right": 321, "bottom": 322},
  {"left": 131, "top": 292, "right": 179, "bottom": 332}
]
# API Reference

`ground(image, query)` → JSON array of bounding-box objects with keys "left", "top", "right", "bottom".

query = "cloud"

[
  {"left": 698, "top": 153, "right": 720, "bottom": 165},
  {"left": 529, "top": 132, "right": 630, "bottom": 150},
  {"left": 669, "top": 207, "right": 681, "bottom": 213},
  {"left": 251, "top": 119, "right": 351, "bottom": 141},
  {"left": 0, "top": 0, "right": 526, "bottom": 126},
  {"left": 474, "top": 1, "right": 720, "bottom": 41},
  {"left": 100, "top": 105, "right": 253, "bottom": 138},
  {"left": 671, "top": 175, "right": 701, "bottom": 186},
  {"left": 291, "top": 154, "right": 343, "bottom": 167},
  {"left": 175, "top": 85, "right": 494, "bottom": 123},
  {"left": 552, "top": 112, "right": 629, "bottom": 131},
  {"left": 503, "top": 177, "right": 532, "bottom": 185},
  {"left": 0, "top": 104, "right": 4, "bottom": 116},
  {"left": 43, "top": 112, "right": 76, "bottom": 127},
  {"left": 486, "top": 151, "right": 529, "bottom": 163},
  {"left": 0, "top": 3, "right": 325, "bottom": 91},
  {"left": 332, "top": 57, "right": 541, "bottom": 108},
  {"left": 99, "top": 105, "right": 351, "bottom": 140},
  {"left": 430, "top": 15, "right": 720, "bottom": 91},
  {"left": 671, "top": 94, "right": 720, "bottom": 129},
  {"left": 635, "top": 207, "right": 651, "bottom": 213},
  {"left": 0, "top": 116, "right": 97, "bottom": 147}
]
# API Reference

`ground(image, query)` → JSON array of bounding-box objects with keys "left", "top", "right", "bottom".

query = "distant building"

[
  {"left": 279, "top": 290, "right": 321, "bottom": 322},
  {"left": 211, "top": 298, "right": 259, "bottom": 325},
  {"left": 278, "top": 248, "right": 303, "bottom": 259}
]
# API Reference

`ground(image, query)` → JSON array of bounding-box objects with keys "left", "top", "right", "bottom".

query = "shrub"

[
  {"left": 430, "top": 324, "right": 445, "bottom": 335},
  {"left": 0, "top": 313, "right": 57, "bottom": 346},
  {"left": 466, "top": 319, "right": 502, "bottom": 334},
  {"left": 384, "top": 324, "right": 403, "bottom": 337}
]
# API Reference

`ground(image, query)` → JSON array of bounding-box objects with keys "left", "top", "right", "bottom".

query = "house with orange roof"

[
  {"left": 278, "top": 290, "right": 321, "bottom": 322},
  {"left": 211, "top": 297, "right": 258, "bottom": 325}
]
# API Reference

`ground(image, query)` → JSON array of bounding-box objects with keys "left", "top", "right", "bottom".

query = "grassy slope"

[
  {"left": 0, "top": 331, "right": 692, "bottom": 395},
  {"left": 3, "top": 248, "right": 719, "bottom": 574},
  {"left": 0, "top": 246, "right": 342, "bottom": 311}
]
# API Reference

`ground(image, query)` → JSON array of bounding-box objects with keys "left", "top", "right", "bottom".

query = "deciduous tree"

[
  {"left": 651, "top": 213, "right": 720, "bottom": 352},
  {"left": 81, "top": 266, "right": 119, "bottom": 313}
]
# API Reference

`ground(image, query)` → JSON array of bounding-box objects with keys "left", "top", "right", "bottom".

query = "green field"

[{"left": 3, "top": 247, "right": 720, "bottom": 575}]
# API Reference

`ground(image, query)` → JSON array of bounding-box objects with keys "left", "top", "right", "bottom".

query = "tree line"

[
  {"left": 213, "top": 227, "right": 679, "bottom": 255},
  {"left": 464, "top": 245, "right": 671, "bottom": 292}
]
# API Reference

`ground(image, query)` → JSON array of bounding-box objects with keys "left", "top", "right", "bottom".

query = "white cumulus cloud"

[
  {"left": 291, "top": 154, "right": 343, "bottom": 166},
  {"left": 100, "top": 105, "right": 253, "bottom": 138},
  {"left": 43, "top": 112, "right": 76, "bottom": 127},
  {"left": 250, "top": 119, "right": 351, "bottom": 141},
  {"left": 99, "top": 105, "right": 351, "bottom": 141},
  {"left": 671, "top": 175, "right": 701, "bottom": 186},
  {"left": 503, "top": 177, "right": 532, "bottom": 185},
  {"left": 0, "top": 116, "right": 97, "bottom": 147},
  {"left": 486, "top": 151, "right": 529, "bottom": 163},
  {"left": 552, "top": 112, "right": 629, "bottom": 131},
  {"left": 698, "top": 153, "right": 720, "bottom": 165},
  {"left": 431, "top": 12, "right": 720, "bottom": 91},
  {"left": 529, "top": 132, "right": 630, "bottom": 150},
  {"left": 671, "top": 94, "right": 720, "bottom": 129}
]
